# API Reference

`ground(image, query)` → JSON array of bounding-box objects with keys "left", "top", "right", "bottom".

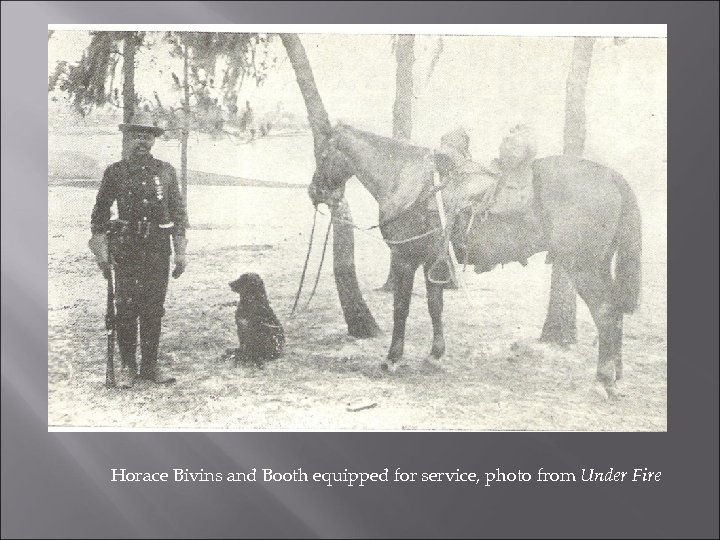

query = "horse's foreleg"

[
  {"left": 385, "top": 255, "right": 416, "bottom": 368},
  {"left": 423, "top": 264, "right": 446, "bottom": 360},
  {"left": 570, "top": 265, "right": 623, "bottom": 398}
]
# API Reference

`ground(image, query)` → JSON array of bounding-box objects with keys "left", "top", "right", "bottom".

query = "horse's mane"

[{"left": 336, "top": 123, "right": 430, "bottom": 161}]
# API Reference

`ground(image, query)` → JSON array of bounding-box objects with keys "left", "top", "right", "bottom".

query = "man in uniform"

[
  {"left": 88, "top": 112, "right": 188, "bottom": 387},
  {"left": 242, "top": 100, "right": 257, "bottom": 140}
]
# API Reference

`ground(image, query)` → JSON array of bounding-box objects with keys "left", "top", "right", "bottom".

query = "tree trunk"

[
  {"left": 121, "top": 32, "right": 136, "bottom": 159},
  {"left": 392, "top": 35, "right": 414, "bottom": 140},
  {"left": 380, "top": 35, "right": 458, "bottom": 291},
  {"left": 332, "top": 199, "right": 380, "bottom": 337},
  {"left": 541, "top": 37, "right": 595, "bottom": 345},
  {"left": 180, "top": 44, "right": 190, "bottom": 203},
  {"left": 563, "top": 37, "right": 595, "bottom": 156},
  {"left": 280, "top": 33, "right": 378, "bottom": 337},
  {"left": 279, "top": 34, "right": 331, "bottom": 159},
  {"left": 380, "top": 35, "right": 415, "bottom": 291}
]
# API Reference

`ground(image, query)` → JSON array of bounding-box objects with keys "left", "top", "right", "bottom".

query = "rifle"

[
  {"left": 103, "top": 219, "right": 128, "bottom": 389},
  {"left": 105, "top": 226, "right": 116, "bottom": 389}
]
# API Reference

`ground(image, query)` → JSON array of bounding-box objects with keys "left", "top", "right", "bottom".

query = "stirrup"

[{"left": 428, "top": 259, "right": 452, "bottom": 285}]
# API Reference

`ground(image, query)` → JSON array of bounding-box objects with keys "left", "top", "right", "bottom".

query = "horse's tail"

[{"left": 613, "top": 174, "right": 642, "bottom": 313}]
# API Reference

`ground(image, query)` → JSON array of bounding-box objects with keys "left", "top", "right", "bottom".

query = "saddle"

[
  {"left": 432, "top": 150, "right": 535, "bottom": 218},
  {"left": 427, "top": 126, "right": 538, "bottom": 281},
  {"left": 429, "top": 157, "right": 498, "bottom": 211},
  {"left": 426, "top": 154, "right": 498, "bottom": 283}
]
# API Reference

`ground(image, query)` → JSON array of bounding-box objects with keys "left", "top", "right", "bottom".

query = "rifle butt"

[{"left": 106, "top": 330, "right": 116, "bottom": 388}]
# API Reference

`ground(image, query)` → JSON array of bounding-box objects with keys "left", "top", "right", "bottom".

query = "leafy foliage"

[
  {"left": 49, "top": 30, "right": 275, "bottom": 128},
  {"left": 388, "top": 34, "right": 444, "bottom": 82},
  {"left": 137, "top": 32, "right": 276, "bottom": 134},
  {"left": 48, "top": 31, "right": 143, "bottom": 116}
]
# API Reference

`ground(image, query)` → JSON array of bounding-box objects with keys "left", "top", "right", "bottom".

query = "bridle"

[
  {"left": 312, "top": 138, "right": 459, "bottom": 245},
  {"left": 312, "top": 134, "right": 347, "bottom": 198}
]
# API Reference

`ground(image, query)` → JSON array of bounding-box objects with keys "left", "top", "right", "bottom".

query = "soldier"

[
  {"left": 88, "top": 112, "right": 189, "bottom": 388},
  {"left": 242, "top": 100, "right": 257, "bottom": 140}
]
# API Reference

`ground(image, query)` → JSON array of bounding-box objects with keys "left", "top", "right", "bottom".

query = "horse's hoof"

[
  {"left": 605, "top": 385, "right": 621, "bottom": 401},
  {"left": 381, "top": 360, "right": 408, "bottom": 373},
  {"left": 423, "top": 356, "right": 445, "bottom": 371},
  {"left": 607, "top": 380, "right": 626, "bottom": 400},
  {"left": 380, "top": 361, "right": 398, "bottom": 374},
  {"left": 592, "top": 381, "right": 610, "bottom": 401},
  {"left": 592, "top": 381, "right": 622, "bottom": 401}
]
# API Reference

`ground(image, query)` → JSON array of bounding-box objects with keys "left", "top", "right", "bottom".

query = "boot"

[
  {"left": 117, "top": 364, "right": 136, "bottom": 389},
  {"left": 139, "top": 316, "right": 176, "bottom": 385}
]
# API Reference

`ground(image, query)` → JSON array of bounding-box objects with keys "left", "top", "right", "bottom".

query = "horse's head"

[{"left": 308, "top": 129, "right": 354, "bottom": 208}]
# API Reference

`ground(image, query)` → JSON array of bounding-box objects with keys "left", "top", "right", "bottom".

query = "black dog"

[{"left": 229, "top": 273, "right": 284, "bottom": 364}]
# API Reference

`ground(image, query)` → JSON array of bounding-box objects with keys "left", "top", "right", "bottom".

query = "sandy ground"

[{"left": 48, "top": 135, "right": 666, "bottom": 431}]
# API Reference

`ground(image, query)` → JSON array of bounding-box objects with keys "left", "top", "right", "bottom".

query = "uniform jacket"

[{"left": 91, "top": 156, "right": 188, "bottom": 256}]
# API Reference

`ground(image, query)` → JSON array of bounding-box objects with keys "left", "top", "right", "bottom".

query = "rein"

[
  {"left": 317, "top": 207, "right": 443, "bottom": 246},
  {"left": 315, "top": 153, "right": 457, "bottom": 246},
  {"left": 370, "top": 165, "right": 456, "bottom": 233},
  {"left": 304, "top": 220, "right": 333, "bottom": 310},
  {"left": 385, "top": 227, "right": 443, "bottom": 245},
  {"left": 291, "top": 209, "right": 333, "bottom": 316},
  {"left": 290, "top": 209, "right": 318, "bottom": 315}
]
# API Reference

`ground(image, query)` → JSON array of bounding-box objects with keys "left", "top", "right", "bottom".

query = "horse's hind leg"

[
  {"left": 384, "top": 254, "right": 417, "bottom": 370},
  {"left": 423, "top": 263, "right": 446, "bottom": 360},
  {"left": 569, "top": 262, "right": 623, "bottom": 398}
]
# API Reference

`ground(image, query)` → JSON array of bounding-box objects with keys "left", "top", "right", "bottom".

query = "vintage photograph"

[{"left": 48, "top": 27, "right": 667, "bottom": 430}]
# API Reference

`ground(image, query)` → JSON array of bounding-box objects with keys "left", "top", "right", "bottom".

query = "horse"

[{"left": 308, "top": 123, "right": 642, "bottom": 398}]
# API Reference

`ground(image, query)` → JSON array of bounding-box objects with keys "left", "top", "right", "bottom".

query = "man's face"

[{"left": 126, "top": 130, "right": 156, "bottom": 159}]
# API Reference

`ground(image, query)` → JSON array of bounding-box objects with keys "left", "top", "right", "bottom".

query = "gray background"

[{"left": 2, "top": 1, "right": 718, "bottom": 538}]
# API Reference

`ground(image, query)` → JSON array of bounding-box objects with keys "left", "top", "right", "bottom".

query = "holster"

[{"left": 106, "top": 219, "right": 132, "bottom": 262}]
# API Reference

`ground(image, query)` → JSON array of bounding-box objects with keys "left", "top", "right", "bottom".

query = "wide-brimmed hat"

[{"left": 118, "top": 111, "right": 164, "bottom": 136}]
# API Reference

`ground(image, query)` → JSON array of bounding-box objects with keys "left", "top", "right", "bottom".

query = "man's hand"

[
  {"left": 172, "top": 236, "right": 188, "bottom": 279},
  {"left": 172, "top": 259, "right": 186, "bottom": 279},
  {"left": 88, "top": 234, "right": 111, "bottom": 279}
]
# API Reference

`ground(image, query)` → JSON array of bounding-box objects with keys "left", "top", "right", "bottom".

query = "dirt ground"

[{"left": 48, "top": 136, "right": 666, "bottom": 431}]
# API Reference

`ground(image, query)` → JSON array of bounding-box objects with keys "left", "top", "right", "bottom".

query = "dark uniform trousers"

[
  {"left": 91, "top": 155, "right": 187, "bottom": 377},
  {"left": 114, "top": 241, "right": 171, "bottom": 377}
]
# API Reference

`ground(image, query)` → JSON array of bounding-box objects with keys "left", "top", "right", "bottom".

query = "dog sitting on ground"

[{"left": 228, "top": 273, "right": 284, "bottom": 365}]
